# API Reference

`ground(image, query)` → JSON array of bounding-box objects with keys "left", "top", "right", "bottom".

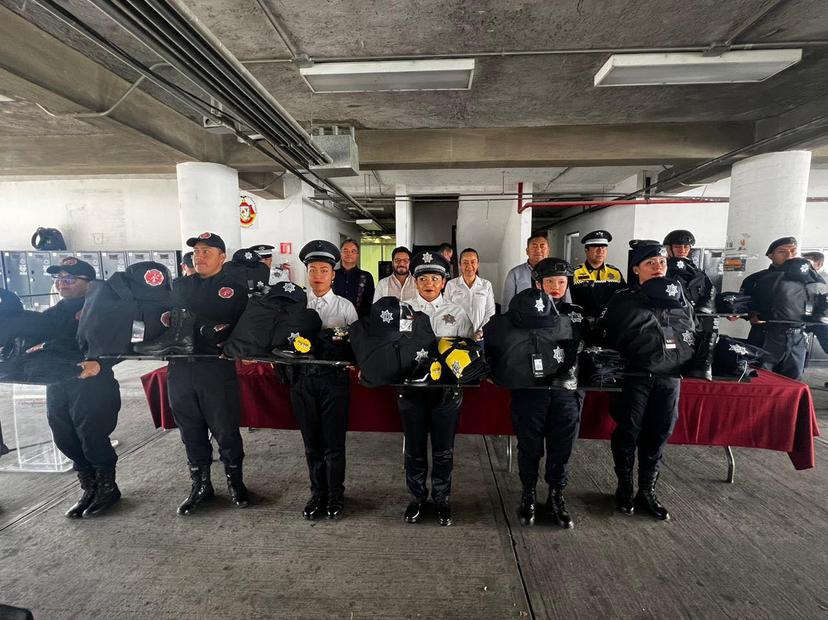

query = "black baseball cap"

[
  {"left": 186, "top": 232, "right": 226, "bottom": 253},
  {"left": 46, "top": 257, "right": 96, "bottom": 280},
  {"left": 181, "top": 251, "right": 194, "bottom": 268}
]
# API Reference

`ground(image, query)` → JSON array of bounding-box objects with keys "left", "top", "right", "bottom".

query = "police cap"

[
  {"left": 411, "top": 251, "right": 450, "bottom": 278},
  {"left": 582, "top": 230, "right": 612, "bottom": 246},
  {"left": 251, "top": 244, "right": 275, "bottom": 258},
  {"left": 299, "top": 240, "right": 340, "bottom": 267},
  {"left": 630, "top": 243, "right": 667, "bottom": 266},
  {"left": 766, "top": 236, "right": 797, "bottom": 256},
  {"left": 532, "top": 257, "right": 574, "bottom": 281},
  {"left": 507, "top": 288, "right": 556, "bottom": 329},
  {"left": 233, "top": 248, "right": 262, "bottom": 266},
  {"left": 640, "top": 276, "right": 684, "bottom": 309},
  {"left": 46, "top": 256, "right": 96, "bottom": 280},
  {"left": 186, "top": 231, "right": 226, "bottom": 253},
  {"left": 663, "top": 229, "right": 696, "bottom": 246}
]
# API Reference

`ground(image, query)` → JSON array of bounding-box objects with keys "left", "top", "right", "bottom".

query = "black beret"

[
  {"left": 46, "top": 256, "right": 97, "bottom": 280},
  {"left": 533, "top": 257, "right": 574, "bottom": 281},
  {"left": 411, "top": 251, "right": 450, "bottom": 278},
  {"left": 630, "top": 244, "right": 667, "bottom": 266},
  {"left": 299, "top": 240, "right": 340, "bottom": 267},
  {"left": 766, "top": 236, "right": 797, "bottom": 256},
  {"left": 186, "top": 232, "right": 226, "bottom": 253},
  {"left": 582, "top": 230, "right": 612, "bottom": 246}
]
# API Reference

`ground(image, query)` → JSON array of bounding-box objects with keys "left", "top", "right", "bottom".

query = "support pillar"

[
  {"left": 395, "top": 184, "right": 413, "bottom": 249},
  {"left": 176, "top": 162, "right": 241, "bottom": 254}
]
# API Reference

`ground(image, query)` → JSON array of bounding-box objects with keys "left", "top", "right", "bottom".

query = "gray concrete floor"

[{"left": 0, "top": 363, "right": 827, "bottom": 619}]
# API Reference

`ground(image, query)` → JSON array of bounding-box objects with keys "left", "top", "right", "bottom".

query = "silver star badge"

[
  {"left": 682, "top": 330, "right": 695, "bottom": 345},
  {"left": 421, "top": 252, "right": 433, "bottom": 263},
  {"left": 415, "top": 348, "right": 428, "bottom": 362},
  {"left": 800, "top": 263, "right": 809, "bottom": 273},
  {"left": 584, "top": 346, "right": 603, "bottom": 354},
  {"left": 665, "top": 283, "right": 680, "bottom": 298},
  {"left": 288, "top": 332, "right": 300, "bottom": 342},
  {"left": 534, "top": 298, "right": 545, "bottom": 313},
  {"left": 723, "top": 295, "right": 735, "bottom": 303},
  {"left": 283, "top": 282, "right": 296, "bottom": 293},
  {"left": 442, "top": 313, "right": 456, "bottom": 324},
  {"left": 256, "top": 281, "right": 264, "bottom": 288},
  {"left": 244, "top": 251, "right": 253, "bottom": 260},
  {"left": 552, "top": 347, "right": 565, "bottom": 363},
  {"left": 569, "top": 312, "right": 583, "bottom": 323},
  {"left": 729, "top": 344, "right": 750, "bottom": 356},
  {"left": 676, "top": 260, "right": 686, "bottom": 269},
  {"left": 380, "top": 309, "right": 394, "bottom": 323}
]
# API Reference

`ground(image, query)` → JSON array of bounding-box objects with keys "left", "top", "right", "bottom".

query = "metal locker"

[
  {"left": 101, "top": 252, "right": 127, "bottom": 279},
  {"left": 127, "top": 250, "right": 153, "bottom": 266},
  {"left": 26, "top": 251, "right": 55, "bottom": 311},
  {"left": 49, "top": 250, "right": 74, "bottom": 266},
  {"left": 75, "top": 251, "right": 103, "bottom": 279},
  {"left": 151, "top": 250, "right": 180, "bottom": 278},
  {"left": 3, "top": 251, "right": 31, "bottom": 299}
]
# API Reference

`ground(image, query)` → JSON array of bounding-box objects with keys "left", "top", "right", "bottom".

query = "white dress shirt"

[
  {"left": 373, "top": 274, "right": 418, "bottom": 304},
  {"left": 307, "top": 288, "right": 358, "bottom": 329},
  {"left": 410, "top": 293, "right": 474, "bottom": 338},
  {"left": 444, "top": 275, "right": 496, "bottom": 333}
]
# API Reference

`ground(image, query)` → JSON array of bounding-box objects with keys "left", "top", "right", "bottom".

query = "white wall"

[
  {"left": 455, "top": 198, "right": 514, "bottom": 296},
  {"left": 413, "top": 200, "right": 458, "bottom": 246},
  {"left": 804, "top": 168, "right": 828, "bottom": 248},
  {"left": 0, "top": 176, "right": 180, "bottom": 250}
]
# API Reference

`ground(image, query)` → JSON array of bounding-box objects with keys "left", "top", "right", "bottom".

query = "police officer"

[
  {"left": 43, "top": 258, "right": 122, "bottom": 518},
  {"left": 740, "top": 237, "right": 810, "bottom": 380},
  {"left": 663, "top": 230, "right": 717, "bottom": 380},
  {"left": 571, "top": 230, "right": 625, "bottom": 328},
  {"left": 291, "top": 240, "right": 358, "bottom": 520},
  {"left": 168, "top": 232, "right": 249, "bottom": 515},
  {"left": 333, "top": 238, "right": 375, "bottom": 318},
  {"left": 251, "top": 243, "right": 290, "bottom": 285},
  {"left": 399, "top": 251, "right": 473, "bottom": 526},
  {"left": 511, "top": 258, "right": 585, "bottom": 528},
  {"left": 600, "top": 244, "right": 696, "bottom": 521}
]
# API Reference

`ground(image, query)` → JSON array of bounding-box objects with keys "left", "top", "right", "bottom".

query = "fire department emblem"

[
  {"left": 198, "top": 232, "right": 211, "bottom": 239},
  {"left": 62, "top": 257, "right": 78, "bottom": 266},
  {"left": 218, "top": 287, "right": 235, "bottom": 299},
  {"left": 144, "top": 269, "right": 165, "bottom": 287}
]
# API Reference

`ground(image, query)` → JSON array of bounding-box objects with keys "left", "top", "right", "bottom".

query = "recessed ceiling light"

[
  {"left": 300, "top": 59, "right": 475, "bottom": 93},
  {"left": 594, "top": 49, "right": 802, "bottom": 87},
  {"left": 0, "top": 94, "right": 14, "bottom": 102}
]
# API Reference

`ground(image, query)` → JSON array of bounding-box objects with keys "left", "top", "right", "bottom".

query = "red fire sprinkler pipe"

[{"left": 517, "top": 196, "right": 727, "bottom": 214}]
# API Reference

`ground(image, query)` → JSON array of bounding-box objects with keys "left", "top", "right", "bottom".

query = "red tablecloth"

[{"left": 141, "top": 364, "right": 819, "bottom": 470}]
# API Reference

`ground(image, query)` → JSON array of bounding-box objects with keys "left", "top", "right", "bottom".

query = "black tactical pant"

[
  {"left": 289, "top": 367, "right": 350, "bottom": 499},
  {"left": 760, "top": 326, "right": 807, "bottom": 381},
  {"left": 510, "top": 388, "right": 583, "bottom": 489},
  {"left": 610, "top": 375, "right": 680, "bottom": 475},
  {"left": 46, "top": 371, "right": 120, "bottom": 472},
  {"left": 397, "top": 387, "right": 462, "bottom": 504},
  {"left": 167, "top": 358, "right": 244, "bottom": 467}
]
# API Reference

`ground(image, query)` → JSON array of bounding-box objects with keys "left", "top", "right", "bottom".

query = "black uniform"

[
  {"left": 168, "top": 271, "right": 247, "bottom": 467},
  {"left": 667, "top": 256, "right": 717, "bottom": 380},
  {"left": 333, "top": 266, "right": 375, "bottom": 318},
  {"left": 740, "top": 258, "right": 820, "bottom": 381},
  {"left": 600, "top": 270, "right": 696, "bottom": 519}
]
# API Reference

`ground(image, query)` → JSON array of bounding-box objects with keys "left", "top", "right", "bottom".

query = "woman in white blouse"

[{"left": 444, "top": 247, "right": 496, "bottom": 339}]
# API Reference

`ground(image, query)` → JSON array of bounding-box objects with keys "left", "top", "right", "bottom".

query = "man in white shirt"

[
  {"left": 444, "top": 247, "right": 495, "bottom": 338},
  {"left": 291, "top": 240, "right": 357, "bottom": 522},
  {"left": 374, "top": 246, "right": 418, "bottom": 303},
  {"left": 502, "top": 233, "right": 550, "bottom": 311},
  {"left": 399, "top": 251, "right": 473, "bottom": 528}
]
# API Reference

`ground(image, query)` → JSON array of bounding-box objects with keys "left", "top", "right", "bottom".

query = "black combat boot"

[
  {"left": 133, "top": 308, "right": 195, "bottom": 356},
  {"left": 635, "top": 470, "right": 670, "bottom": 520},
  {"left": 82, "top": 468, "right": 121, "bottom": 517},
  {"left": 615, "top": 467, "right": 635, "bottom": 515},
  {"left": 177, "top": 465, "right": 214, "bottom": 515},
  {"left": 547, "top": 486, "right": 574, "bottom": 529},
  {"left": 685, "top": 323, "right": 718, "bottom": 381},
  {"left": 225, "top": 464, "right": 249, "bottom": 508},
  {"left": 327, "top": 494, "right": 344, "bottom": 520},
  {"left": 404, "top": 500, "right": 423, "bottom": 524},
  {"left": 303, "top": 494, "right": 327, "bottom": 520},
  {"left": 517, "top": 485, "right": 536, "bottom": 526},
  {"left": 65, "top": 469, "right": 97, "bottom": 519},
  {"left": 436, "top": 500, "right": 452, "bottom": 527}
]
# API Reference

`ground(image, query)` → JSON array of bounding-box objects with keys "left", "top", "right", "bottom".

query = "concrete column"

[
  {"left": 176, "top": 162, "right": 241, "bottom": 253},
  {"left": 395, "top": 184, "right": 413, "bottom": 249},
  {"left": 720, "top": 151, "right": 810, "bottom": 336}
]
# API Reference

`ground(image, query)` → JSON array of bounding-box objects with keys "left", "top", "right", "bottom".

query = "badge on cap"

[
  {"left": 283, "top": 282, "right": 296, "bottom": 293},
  {"left": 421, "top": 252, "right": 433, "bottom": 263},
  {"left": 380, "top": 309, "right": 394, "bottom": 324},
  {"left": 676, "top": 260, "right": 686, "bottom": 270},
  {"left": 552, "top": 347, "right": 565, "bottom": 363},
  {"left": 534, "top": 298, "right": 545, "bottom": 313},
  {"left": 415, "top": 348, "right": 429, "bottom": 362},
  {"left": 665, "top": 283, "right": 680, "bottom": 298},
  {"left": 199, "top": 232, "right": 211, "bottom": 239},
  {"left": 144, "top": 269, "right": 165, "bottom": 287},
  {"left": 244, "top": 251, "right": 253, "bottom": 260},
  {"left": 63, "top": 257, "right": 78, "bottom": 266},
  {"left": 218, "top": 287, "right": 235, "bottom": 299}
]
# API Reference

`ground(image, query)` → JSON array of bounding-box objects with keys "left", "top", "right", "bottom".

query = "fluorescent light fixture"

[
  {"left": 300, "top": 58, "right": 475, "bottom": 93},
  {"left": 356, "top": 219, "right": 382, "bottom": 231},
  {"left": 594, "top": 49, "right": 802, "bottom": 87}
]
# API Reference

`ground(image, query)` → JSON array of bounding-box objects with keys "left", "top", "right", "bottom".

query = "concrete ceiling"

[{"left": 1, "top": 0, "right": 828, "bottom": 178}]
